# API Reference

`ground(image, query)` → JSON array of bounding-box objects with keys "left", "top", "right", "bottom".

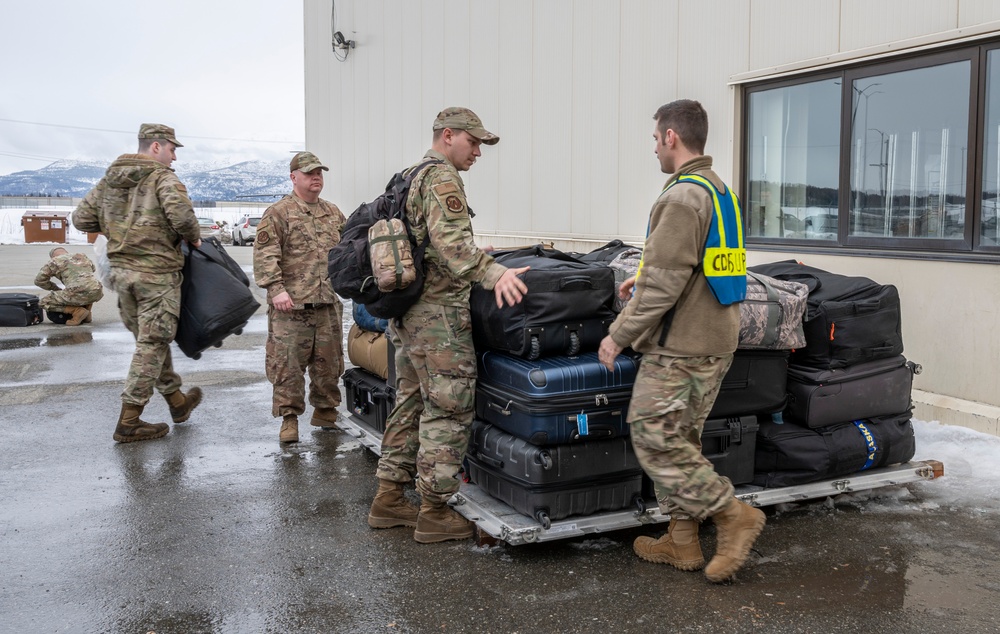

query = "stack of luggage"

[
  {"left": 749, "top": 261, "right": 918, "bottom": 487},
  {"left": 343, "top": 303, "right": 396, "bottom": 433}
]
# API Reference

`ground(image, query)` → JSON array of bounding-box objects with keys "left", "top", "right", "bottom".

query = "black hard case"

[
  {"left": 343, "top": 367, "right": 395, "bottom": 433},
  {"left": 465, "top": 421, "right": 644, "bottom": 527},
  {"left": 470, "top": 247, "right": 616, "bottom": 360},
  {"left": 0, "top": 293, "right": 43, "bottom": 327},
  {"left": 784, "top": 355, "right": 916, "bottom": 428},
  {"left": 753, "top": 411, "right": 916, "bottom": 488},
  {"left": 749, "top": 261, "right": 903, "bottom": 369},
  {"left": 475, "top": 350, "right": 639, "bottom": 445},
  {"left": 708, "top": 350, "right": 789, "bottom": 418},
  {"left": 176, "top": 238, "right": 260, "bottom": 359}
]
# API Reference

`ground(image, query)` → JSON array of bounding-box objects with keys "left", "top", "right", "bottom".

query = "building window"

[{"left": 743, "top": 43, "right": 998, "bottom": 256}]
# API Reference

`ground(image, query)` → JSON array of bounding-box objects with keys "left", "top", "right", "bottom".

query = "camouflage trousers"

[
  {"left": 628, "top": 352, "right": 735, "bottom": 521},
  {"left": 265, "top": 302, "right": 344, "bottom": 418},
  {"left": 376, "top": 302, "right": 476, "bottom": 504},
  {"left": 40, "top": 283, "right": 103, "bottom": 312},
  {"left": 111, "top": 268, "right": 183, "bottom": 406}
]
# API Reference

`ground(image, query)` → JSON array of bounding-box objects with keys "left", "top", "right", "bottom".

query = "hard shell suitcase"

[
  {"left": 343, "top": 367, "right": 395, "bottom": 433},
  {"left": 176, "top": 237, "right": 260, "bottom": 359},
  {"left": 749, "top": 261, "right": 903, "bottom": 369},
  {"left": 475, "top": 350, "right": 640, "bottom": 445},
  {"left": 465, "top": 420, "right": 645, "bottom": 528},
  {"left": 784, "top": 355, "right": 917, "bottom": 428},
  {"left": 753, "top": 410, "right": 916, "bottom": 488},
  {"left": 0, "top": 293, "right": 43, "bottom": 327},
  {"left": 347, "top": 323, "right": 389, "bottom": 380},
  {"left": 708, "top": 349, "right": 789, "bottom": 418},
  {"left": 470, "top": 246, "right": 616, "bottom": 359}
]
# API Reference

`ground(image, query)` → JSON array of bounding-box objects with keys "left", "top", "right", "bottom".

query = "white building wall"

[{"left": 304, "top": 0, "right": 1000, "bottom": 435}]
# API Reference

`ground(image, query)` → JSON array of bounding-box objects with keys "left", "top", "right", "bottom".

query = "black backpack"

[{"left": 327, "top": 159, "right": 441, "bottom": 319}]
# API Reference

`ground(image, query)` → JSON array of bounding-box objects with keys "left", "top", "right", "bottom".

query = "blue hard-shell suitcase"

[{"left": 474, "top": 350, "right": 640, "bottom": 445}]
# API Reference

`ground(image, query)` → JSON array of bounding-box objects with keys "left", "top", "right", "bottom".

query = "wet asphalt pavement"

[{"left": 1, "top": 244, "right": 999, "bottom": 634}]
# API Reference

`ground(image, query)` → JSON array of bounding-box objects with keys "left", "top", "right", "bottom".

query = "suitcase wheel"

[
  {"left": 632, "top": 495, "right": 646, "bottom": 515},
  {"left": 534, "top": 510, "right": 551, "bottom": 530},
  {"left": 566, "top": 331, "right": 581, "bottom": 357},
  {"left": 192, "top": 351, "right": 202, "bottom": 360},
  {"left": 535, "top": 451, "right": 553, "bottom": 471},
  {"left": 234, "top": 327, "right": 243, "bottom": 336},
  {"left": 213, "top": 341, "right": 223, "bottom": 348}
]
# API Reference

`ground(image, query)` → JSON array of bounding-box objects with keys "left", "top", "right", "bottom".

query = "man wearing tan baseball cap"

[
  {"left": 431, "top": 107, "right": 500, "bottom": 146},
  {"left": 138, "top": 123, "right": 184, "bottom": 148}
]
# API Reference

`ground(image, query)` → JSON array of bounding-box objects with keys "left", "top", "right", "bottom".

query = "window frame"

[{"left": 742, "top": 39, "right": 1000, "bottom": 259}]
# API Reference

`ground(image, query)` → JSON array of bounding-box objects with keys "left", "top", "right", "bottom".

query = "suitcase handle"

[
  {"left": 563, "top": 411, "right": 620, "bottom": 423},
  {"left": 559, "top": 275, "right": 596, "bottom": 291},
  {"left": 487, "top": 400, "right": 513, "bottom": 416},
  {"left": 474, "top": 451, "right": 504, "bottom": 469},
  {"left": 569, "top": 425, "right": 615, "bottom": 441}
]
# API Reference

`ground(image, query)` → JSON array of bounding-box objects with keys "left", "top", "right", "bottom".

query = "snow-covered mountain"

[{"left": 0, "top": 159, "right": 290, "bottom": 201}]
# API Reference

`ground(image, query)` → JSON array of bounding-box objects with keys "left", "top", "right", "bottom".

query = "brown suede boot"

[
  {"left": 113, "top": 404, "right": 169, "bottom": 443},
  {"left": 368, "top": 479, "right": 419, "bottom": 529},
  {"left": 633, "top": 518, "right": 705, "bottom": 571},
  {"left": 65, "top": 306, "right": 91, "bottom": 326},
  {"left": 82, "top": 304, "right": 93, "bottom": 323},
  {"left": 413, "top": 500, "right": 474, "bottom": 543},
  {"left": 704, "top": 499, "right": 766, "bottom": 583},
  {"left": 165, "top": 387, "right": 203, "bottom": 423},
  {"left": 279, "top": 416, "right": 299, "bottom": 443},
  {"left": 310, "top": 407, "right": 341, "bottom": 429}
]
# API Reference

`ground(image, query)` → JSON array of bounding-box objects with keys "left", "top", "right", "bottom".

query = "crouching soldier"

[{"left": 34, "top": 247, "right": 104, "bottom": 325}]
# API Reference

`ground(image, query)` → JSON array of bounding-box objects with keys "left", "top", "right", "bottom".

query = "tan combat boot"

[
  {"left": 279, "top": 415, "right": 299, "bottom": 443},
  {"left": 65, "top": 306, "right": 91, "bottom": 326},
  {"left": 633, "top": 518, "right": 705, "bottom": 571},
  {"left": 165, "top": 387, "right": 203, "bottom": 423},
  {"left": 83, "top": 304, "right": 93, "bottom": 324},
  {"left": 413, "top": 500, "right": 474, "bottom": 544},
  {"left": 310, "top": 407, "right": 341, "bottom": 430},
  {"left": 704, "top": 498, "right": 766, "bottom": 583},
  {"left": 368, "top": 479, "right": 419, "bottom": 529},
  {"left": 113, "top": 404, "right": 169, "bottom": 443}
]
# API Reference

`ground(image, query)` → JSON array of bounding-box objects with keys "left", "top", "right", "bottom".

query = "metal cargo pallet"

[{"left": 338, "top": 413, "right": 943, "bottom": 547}]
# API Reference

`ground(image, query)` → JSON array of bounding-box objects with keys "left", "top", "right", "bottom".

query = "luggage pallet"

[{"left": 337, "top": 413, "right": 943, "bottom": 547}]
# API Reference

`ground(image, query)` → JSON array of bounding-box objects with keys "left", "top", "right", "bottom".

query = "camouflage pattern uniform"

[
  {"left": 377, "top": 149, "right": 507, "bottom": 504},
  {"left": 72, "top": 152, "right": 201, "bottom": 406},
  {"left": 34, "top": 252, "right": 104, "bottom": 312},
  {"left": 607, "top": 155, "right": 740, "bottom": 521},
  {"left": 253, "top": 193, "right": 347, "bottom": 418}
]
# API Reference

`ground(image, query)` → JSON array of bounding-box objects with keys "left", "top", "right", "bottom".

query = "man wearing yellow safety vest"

[{"left": 598, "top": 99, "right": 765, "bottom": 583}]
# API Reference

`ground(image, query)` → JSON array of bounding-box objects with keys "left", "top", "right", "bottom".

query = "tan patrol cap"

[
  {"left": 290, "top": 151, "right": 329, "bottom": 173},
  {"left": 432, "top": 107, "right": 499, "bottom": 145},
  {"left": 138, "top": 123, "right": 183, "bottom": 148}
]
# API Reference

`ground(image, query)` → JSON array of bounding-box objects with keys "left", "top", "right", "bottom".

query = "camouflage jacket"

[
  {"left": 253, "top": 193, "right": 346, "bottom": 307},
  {"left": 72, "top": 154, "right": 200, "bottom": 273},
  {"left": 34, "top": 253, "right": 102, "bottom": 294},
  {"left": 404, "top": 150, "right": 506, "bottom": 307},
  {"left": 608, "top": 155, "right": 740, "bottom": 357}
]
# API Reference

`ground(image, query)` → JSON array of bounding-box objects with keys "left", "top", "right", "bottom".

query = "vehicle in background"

[
  {"left": 197, "top": 217, "right": 222, "bottom": 240},
  {"left": 232, "top": 215, "right": 262, "bottom": 246}
]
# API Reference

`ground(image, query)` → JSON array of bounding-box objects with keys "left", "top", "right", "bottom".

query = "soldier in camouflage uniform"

[
  {"left": 72, "top": 123, "right": 205, "bottom": 443},
  {"left": 598, "top": 100, "right": 766, "bottom": 582},
  {"left": 34, "top": 247, "right": 104, "bottom": 325},
  {"left": 253, "top": 152, "right": 347, "bottom": 444},
  {"left": 368, "top": 108, "right": 529, "bottom": 543}
]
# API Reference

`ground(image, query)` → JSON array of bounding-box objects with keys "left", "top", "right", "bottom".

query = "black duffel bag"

[
  {"left": 176, "top": 237, "right": 260, "bottom": 359},
  {"left": 752, "top": 410, "right": 916, "bottom": 488},
  {"left": 749, "top": 260, "right": 903, "bottom": 369},
  {"left": 470, "top": 246, "right": 616, "bottom": 359}
]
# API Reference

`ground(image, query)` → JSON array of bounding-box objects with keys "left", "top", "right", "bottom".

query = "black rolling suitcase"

[
  {"left": 0, "top": 293, "right": 43, "bottom": 326},
  {"left": 343, "top": 367, "right": 396, "bottom": 432},
  {"left": 176, "top": 237, "right": 260, "bottom": 359},
  {"left": 784, "top": 355, "right": 918, "bottom": 428},
  {"left": 708, "top": 350, "right": 789, "bottom": 418},
  {"left": 465, "top": 421, "right": 645, "bottom": 528},
  {"left": 475, "top": 350, "right": 640, "bottom": 445},
  {"left": 470, "top": 246, "right": 616, "bottom": 359},
  {"left": 753, "top": 410, "right": 916, "bottom": 488},
  {"left": 749, "top": 260, "right": 903, "bottom": 369}
]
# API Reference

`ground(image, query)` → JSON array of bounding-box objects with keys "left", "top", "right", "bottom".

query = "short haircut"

[
  {"left": 432, "top": 128, "right": 445, "bottom": 142},
  {"left": 49, "top": 247, "right": 67, "bottom": 258},
  {"left": 654, "top": 100, "right": 708, "bottom": 154},
  {"left": 138, "top": 138, "right": 156, "bottom": 153}
]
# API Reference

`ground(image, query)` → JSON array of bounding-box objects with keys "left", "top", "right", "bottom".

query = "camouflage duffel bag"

[{"left": 738, "top": 272, "right": 808, "bottom": 350}]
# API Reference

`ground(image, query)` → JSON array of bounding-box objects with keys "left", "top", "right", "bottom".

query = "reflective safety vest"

[{"left": 662, "top": 174, "right": 747, "bottom": 305}]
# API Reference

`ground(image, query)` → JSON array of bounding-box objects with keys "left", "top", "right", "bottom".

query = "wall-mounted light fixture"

[
  {"left": 333, "top": 30, "right": 355, "bottom": 57},
  {"left": 331, "top": 1, "right": 355, "bottom": 62}
]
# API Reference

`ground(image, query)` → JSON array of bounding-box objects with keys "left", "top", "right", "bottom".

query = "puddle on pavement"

[{"left": 0, "top": 331, "right": 94, "bottom": 350}]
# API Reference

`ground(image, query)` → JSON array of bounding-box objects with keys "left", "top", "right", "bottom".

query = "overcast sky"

[{"left": 0, "top": 0, "right": 304, "bottom": 176}]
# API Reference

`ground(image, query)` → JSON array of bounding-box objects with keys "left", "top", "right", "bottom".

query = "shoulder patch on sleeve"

[{"left": 432, "top": 181, "right": 459, "bottom": 197}]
